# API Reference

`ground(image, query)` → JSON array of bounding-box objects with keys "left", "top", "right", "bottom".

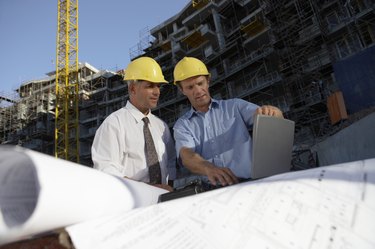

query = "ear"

[
  {"left": 178, "top": 85, "right": 187, "bottom": 96},
  {"left": 129, "top": 82, "right": 136, "bottom": 95}
]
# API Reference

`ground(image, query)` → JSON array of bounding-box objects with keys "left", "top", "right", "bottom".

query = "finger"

[
  {"left": 259, "top": 106, "right": 265, "bottom": 115},
  {"left": 258, "top": 106, "right": 267, "bottom": 115},
  {"left": 221, "top": 173, "right": 234, "bottom": 185},
  {"left": 222, "top": 168, "right": 239, "bottom": 184},
  {"left": 255, "top": 108, "right": 262, "bottom": 115},
  {"left": 261, "top": 106, "right": 269, "bottom": 116},
  {"left": 208, "top": 175, "right": 217, "bottom": 186},
  {"left": 266, "top": 106, "right": 273, "bottom": 116},
  {"left": 271, "top": 109, "right": 281, "bottom": 117},
  {"left": 212, "top": 171, "right": 228, "bottom": 186}
]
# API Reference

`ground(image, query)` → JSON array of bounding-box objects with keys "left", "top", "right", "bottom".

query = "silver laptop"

[{"left": 251, "top": 114, "right": 295, "bottom": 179}]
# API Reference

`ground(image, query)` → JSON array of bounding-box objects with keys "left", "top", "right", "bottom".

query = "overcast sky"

[{"left": 0, "top": 0, "right": 189, "bottom": 96}]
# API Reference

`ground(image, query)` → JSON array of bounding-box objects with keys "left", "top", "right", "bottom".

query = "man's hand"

[
  {"left": 180, "top": 147, "right": 239, "bottom": 186},
  {"left": 204, "top": 164, "right": 239, "bottom": 186},
  {"left": 256, "top": 105, "right": 284, "bottom": 118}
]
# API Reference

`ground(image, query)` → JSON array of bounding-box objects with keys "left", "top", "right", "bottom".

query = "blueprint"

[
  {"left": 67, "top": 158, "right": 375, "bottom": 249},
  {"left": 0, "top": 146, "right": 167, "bottom": 246}
]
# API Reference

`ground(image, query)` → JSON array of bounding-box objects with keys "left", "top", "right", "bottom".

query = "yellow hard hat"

[
  {"left": 124, "top": 57, "right": 168, "bottom": 83},
  {"left": 173, "top": 57, "right": 210, "bottom": 84}
]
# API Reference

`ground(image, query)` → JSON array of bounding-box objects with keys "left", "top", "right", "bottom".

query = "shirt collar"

[
  {"left": 186, "top": 98, "right": 219, "bottom": 119},
  {"left": 125, "top": 101, "right": 151, "bottom": 123}
]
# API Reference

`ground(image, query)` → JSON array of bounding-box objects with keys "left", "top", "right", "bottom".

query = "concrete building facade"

[{"left": 1, "top": 0, "right": 374, "bottom": 168}]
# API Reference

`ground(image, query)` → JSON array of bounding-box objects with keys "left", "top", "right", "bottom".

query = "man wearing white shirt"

[{"left": 92, "top": 57, "right": 176, "bottom": 191}]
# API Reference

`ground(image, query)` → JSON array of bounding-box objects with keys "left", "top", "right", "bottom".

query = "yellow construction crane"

[{"left": 55, "top": 0, "right": 80, "bottom": 162}]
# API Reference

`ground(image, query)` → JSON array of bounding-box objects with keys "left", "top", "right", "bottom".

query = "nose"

[
  {"left": 152, "top": 85, "right": 160, "bottom": 95},
  {"left": 193, "top": 85, "right": 202, "bottom": 95}
]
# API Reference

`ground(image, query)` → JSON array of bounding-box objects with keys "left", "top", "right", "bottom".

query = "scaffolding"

[
  {"left": 263, "top": 0, "right": 375, "bottom": 144},
  {"left": 0, "top": 91, "right": 20, "bottom": 145},
  {"left": 129, "top": 27, "right": 155, "bottom": 60},
  {"left": 1, "top": 0, "right": 374, "bottom": 168},
  {"left": 0, "top": 78, "right": 56, "bottom": 153},
  {"left": 140, "top": 0, "right": 375, "bottom": 151},
  {"left": 79, "top": 69, "right": 126, "bottom": 165}
]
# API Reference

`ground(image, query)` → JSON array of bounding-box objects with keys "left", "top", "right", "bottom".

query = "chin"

[{"left": 197, "top": 98, "right": 209, "bottom": 105}]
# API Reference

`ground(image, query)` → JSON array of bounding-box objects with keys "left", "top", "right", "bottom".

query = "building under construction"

[{"left": 1, "top": 0, "right": 374, "bottom": 167}]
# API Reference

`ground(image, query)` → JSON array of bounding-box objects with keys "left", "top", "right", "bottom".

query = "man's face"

[
  {"left": 130, "top": 81, "right": 161, "bottom": 114},
  {"left": 179, "top": 75, "right": 211, "bottom": 112}
]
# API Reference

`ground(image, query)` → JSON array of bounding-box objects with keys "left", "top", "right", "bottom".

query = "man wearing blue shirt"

[{"left": 173, "top": 57, "right": 284, "bottom": 187}]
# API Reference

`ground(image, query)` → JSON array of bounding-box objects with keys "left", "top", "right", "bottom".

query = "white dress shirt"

[{"left": 92, "top": 101, "right": 176, "bottom": 184}]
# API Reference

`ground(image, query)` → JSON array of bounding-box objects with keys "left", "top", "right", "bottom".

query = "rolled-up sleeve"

[
  {"left": 236, "top": 98, "right": 259, "bottom": 128},
  {"left": 173, "top": 119, "right": 196, "bottom": 160}
]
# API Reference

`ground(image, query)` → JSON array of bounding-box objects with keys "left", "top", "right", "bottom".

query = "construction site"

[
  {"left": 1, "top": 1, "right": 375, "bottom": 248},
  {"left": 1, "top": 0, "right": 375, "bottom": 169}
]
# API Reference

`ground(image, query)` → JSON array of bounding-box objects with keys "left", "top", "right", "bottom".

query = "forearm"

[
  {"left": 180, "top": 147, "right": 239, "bottom": 186},
  {"left": 179, "top": 147, "right": 214, "bottom": 176}
]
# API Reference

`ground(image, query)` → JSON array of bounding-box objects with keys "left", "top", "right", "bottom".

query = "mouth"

[{"left": 195, "top": 95, "right": 206, "bottom": 101}]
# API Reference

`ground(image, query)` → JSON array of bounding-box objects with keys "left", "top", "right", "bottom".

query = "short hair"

[{"left": 126, "top": 79, "right": 138, "bottom": 88}]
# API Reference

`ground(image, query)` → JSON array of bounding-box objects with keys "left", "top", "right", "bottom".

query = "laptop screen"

[{"left": 251, "top": 115, "right": 295, "bottom": 179}]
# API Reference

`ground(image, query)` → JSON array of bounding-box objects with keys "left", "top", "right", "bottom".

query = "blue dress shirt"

[{"left": 173, "top": 98, "right": 259, "bottom": 181}]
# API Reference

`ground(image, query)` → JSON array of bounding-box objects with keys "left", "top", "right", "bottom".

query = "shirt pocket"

[
  {"left": 220, "top": 117, "right": 249, "bottom": 144},
  {"left": 219, "top": 117, "right": 236, "bottom": 143}
]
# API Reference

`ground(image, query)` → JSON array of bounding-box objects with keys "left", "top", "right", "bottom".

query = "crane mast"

[{"left": 55, "top": 0, "right": 80, "bottom": 162}]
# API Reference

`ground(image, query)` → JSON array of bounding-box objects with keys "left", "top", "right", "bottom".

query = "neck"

[
  {"left": 194, "top": 99, "right": 211, "bottom": 113},
  {"left": 129, "top": 99, "right": 149, "bottom": 115},
  {"left": 195, "top": 105, "right": 209, "bottom": 113}
]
